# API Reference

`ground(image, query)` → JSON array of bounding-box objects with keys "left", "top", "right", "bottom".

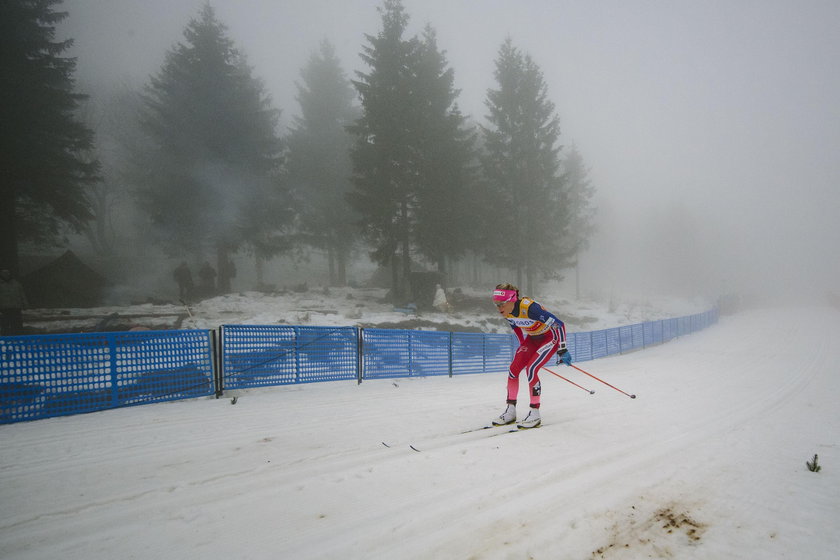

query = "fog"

[{"left": 60, "top": 0, "right": 840, "bottom": 302}]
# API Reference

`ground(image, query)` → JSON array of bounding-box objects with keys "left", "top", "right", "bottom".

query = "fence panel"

[
  {"left": 363, "top": 328, "right": 411, "bottom": 379},
  {"left": 407, "top": 330, "right": 451, "bottom": 377},
  {"left": 451, "top": 332, "right": 488, "bottom": 375},
  {"left": 483, "top": 333, "right": 516, "bottom": 373},
  {"left": 221, "top": 325, "right": 358, "bottom": 388},
  {"left": 1, "top": 330, "right": 214, "bottom": 423},
  {"left": 652, "top": 320, "right": 663, "bottom": 345},
  {"left": 618, "top": 326, "right": 632, "bottom": 352},
  {"left": 572, "top": 331, "right": 593, "bottom": 362},
  {"left": 631, "top": 324, "right": 645, "bottom": 350},
  {"left": 590, "top": 329, "right": 608, "bottom": 360},
  {"left": 642, "top": 322, "right": 654, "bottom": 347},
  {"left": 662, "top": 318, "right": 676, "bottom": 342},
  {"left": 605, "top": 328, "right": 621, "bottom": 356},
  {"left": 297, "top": 327, "right": 359, "bottom": 383}
]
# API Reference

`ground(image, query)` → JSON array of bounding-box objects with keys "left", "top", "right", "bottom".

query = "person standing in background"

[
  {"left": 173, "top": 261, "right": 194, "bottom": 300},
  {"left": 432, "top": 283, "right": 452, "bottom": 312}
]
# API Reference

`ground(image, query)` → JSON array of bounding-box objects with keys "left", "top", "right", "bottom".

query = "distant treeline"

[{"left": 2, "top": 0, "right": 595, "bottom": 302}]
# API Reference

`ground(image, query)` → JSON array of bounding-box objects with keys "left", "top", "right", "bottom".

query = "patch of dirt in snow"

[{"left": 591, "top": 502, "right": 708, "bottom": 559}]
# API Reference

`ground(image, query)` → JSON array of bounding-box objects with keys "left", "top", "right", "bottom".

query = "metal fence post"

[
  {"left": 405, "top": 330, "right": 414, "bottom": 377},
  {"left": 357, "top": 327, "right": 364, "bottom": 384},
  {"left": 483, "top": 335, "right": 487, "bottom": 373},
  {"left": 448, "top": 331, "right": 453, "bottom": 378},
  {"left": 212, "top": 328, "right": 223, "bottom": 398},
  {"left": 293, "top": 327, "right": 300, "bottom": 383}
]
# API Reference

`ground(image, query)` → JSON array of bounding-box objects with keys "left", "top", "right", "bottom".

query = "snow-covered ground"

[
  {"left": 2, "top": 304, "right": 839, "bottom": 559},
  {"left": 22, "top": 285, "right": 711, "bottom": 335}
]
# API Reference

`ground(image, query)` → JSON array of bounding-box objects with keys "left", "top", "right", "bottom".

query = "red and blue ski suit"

[{"left": 503, "top": 297, "right": 566, "bottom": 408}]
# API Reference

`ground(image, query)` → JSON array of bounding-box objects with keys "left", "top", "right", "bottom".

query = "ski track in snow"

[{"left": 1, "top": 306, "right": 839, "bottom": 559}]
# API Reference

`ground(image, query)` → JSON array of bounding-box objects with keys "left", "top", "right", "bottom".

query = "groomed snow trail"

[{"left": 1, "top": 306, "right": 839, "bottom": 559}]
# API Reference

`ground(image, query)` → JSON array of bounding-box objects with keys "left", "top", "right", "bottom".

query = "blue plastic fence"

[
  {"left": 565, "top": 309, "right": 717, "bottom": 361},
  {"left": 0, "top": 330, "right": 215, "bottom": 424},
  {"left": 1, "top": 308, "right": 718, "bottom": 424},
  {"left": 221, "top": 325, "right": 359, "bottom": 388},
  {"left": 359, "top": 330, "right": 514, "bottom": 379}
]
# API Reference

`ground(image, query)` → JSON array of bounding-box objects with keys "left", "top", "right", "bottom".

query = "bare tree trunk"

[
  {"left": 216, "top": 244, "right": 233, "bottom": 294},
  {"left": 337, "top": 249, "right": 347, "bottom": 287},
  {"left": 400, "top": 200, "right": 411, "bottom": 302},
  {"left": 0, "top": 196, "right": 19, "bottom": 275},
  {"left": 390, "top": 253, "right": 399, "bottom": 304},
  {"left": 327, "top": 246, "right": 336, "bottom": 286},
  {"left": 255, "top": 254, "right": 264, "bottom": 287}
]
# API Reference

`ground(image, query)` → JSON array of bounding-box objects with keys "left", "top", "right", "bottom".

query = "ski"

[
  {"left": 486, "top": 424, "right": 541, "bottom": 438},
  {"left": 459, "top": 424, "right": 505, "bottom": 434},
  {"left": 409, "top": 424, "right": 541, "bottom": 450},
  {"left": 382, "top": 421, "right": 543, "bottom": 452}
]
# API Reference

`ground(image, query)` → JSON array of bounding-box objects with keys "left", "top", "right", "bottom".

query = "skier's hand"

[{"left": 556, "top": 348, "right": 572, "bottom": 366}]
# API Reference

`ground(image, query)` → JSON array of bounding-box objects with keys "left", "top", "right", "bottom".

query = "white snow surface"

[
  {"left": 3, "top": 302, "right": 840, "bottom": 559},
  {"left": 22, "top": 285, "right": 710, "bottom": 334}
]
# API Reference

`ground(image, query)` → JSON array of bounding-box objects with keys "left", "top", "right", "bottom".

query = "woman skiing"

[{"left": 491, "top": 283, "right": 570, "bottom": 428}]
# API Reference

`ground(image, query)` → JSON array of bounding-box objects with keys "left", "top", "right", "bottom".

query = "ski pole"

[
  {"left": 568, "top": 363, "right": 636, "bottom": 399},
  {"left": 543, "top": 366, "right": 595, "bottom": 395}
]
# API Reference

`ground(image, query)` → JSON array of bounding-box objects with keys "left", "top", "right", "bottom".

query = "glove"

[{"left": 556, "top": 348, "right": 572, "bottom": 366}]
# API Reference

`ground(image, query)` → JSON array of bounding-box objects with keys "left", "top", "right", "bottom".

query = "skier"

[{"left": 491, "top": 282, "right": 570, "bottom": 429}]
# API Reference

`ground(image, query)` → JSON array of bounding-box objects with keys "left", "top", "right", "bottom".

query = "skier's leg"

[
  {"left": 525, "top": 337, "right": 560, "bottom": 408},
  {"left": 507, "top": 341, "right": 537, "bottom": 404},
  {"left": 505, "top": 376, "right": 518, "bottom": 405}
]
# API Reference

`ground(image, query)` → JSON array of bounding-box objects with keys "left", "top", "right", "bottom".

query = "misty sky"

[{"left": 59, "top": 0, "right": 840, "bottom": 299}]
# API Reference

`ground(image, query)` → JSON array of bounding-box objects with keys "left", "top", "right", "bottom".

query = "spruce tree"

[
  {"left": 0, "top": 0, "right": 99, "bottom": 274},
  {"left": 134, "top": 4, "right": 287, "bottom": 293},
  {"left": 411, "top": 26, "right": 476, "bottom": 278},
  {"left": 481, "top": 38, "right": 567, "bottom": 294},
  {"left": 350, "top": 0, "right": 473, "bottom": 299},
  {"left": 562, "top": 143, "right": 597, "bottom": 296},
  {"left": 349, "top": 0, "right": 419, "bottom": 302},
  {"left": 287, "top": 40, "right": 360, "bottom": 286}
]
